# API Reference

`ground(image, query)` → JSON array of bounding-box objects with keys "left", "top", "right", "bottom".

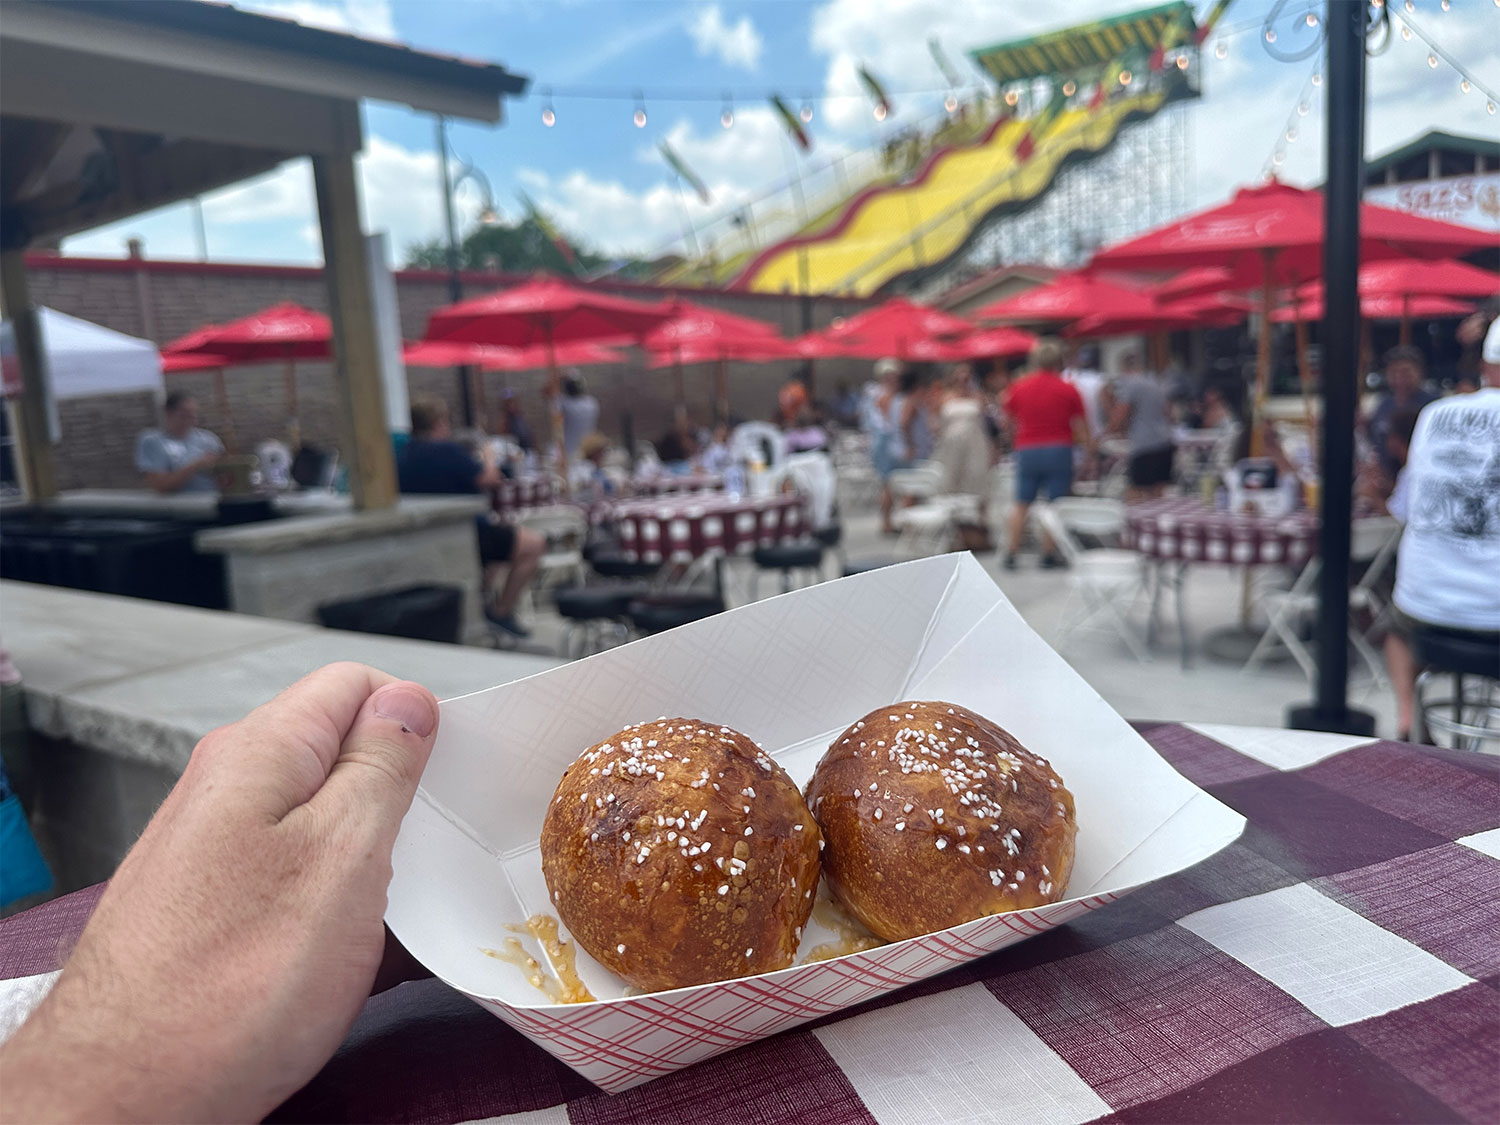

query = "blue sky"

[{"left": 62, "top": 0, "right": 1500, "bottom": 268}]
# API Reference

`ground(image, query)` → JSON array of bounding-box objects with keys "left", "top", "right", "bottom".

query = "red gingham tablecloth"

[
  {"left": 1123, "top": 495, "right": 1320, "bottom": 568},
  {"left": 2, "top": 726, "right": 1495, "bottom": 1124},
  {"left": 628, "top": 474, "right": 725, "bottom": 498},
  {"left": 491, "top": 475, "right": 561, "bottom": 519},
  {"left": 611, "top": 493, "right": 807, "bottom": 563}
]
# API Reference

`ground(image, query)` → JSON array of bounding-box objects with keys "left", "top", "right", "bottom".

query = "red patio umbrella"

[
  {"left": 425, "top": 277, "right": 673, "bottom": 477},
  {"left": 819, "top": 297, "right": 973, "bottom": 359},
  {"left": 1294, "top": 258, "right": 1499, "bottom": 344},
  {"left": 1271, "top": 293, "right": 1475, "bottom": 324},
  {"left": 947, "top": 325, "right": 1037, "bottom": 360},
  {"left": 1091, "top": 180, "right": 1494, "bottom": 435},
  {"left": 641, "top": 299, "right": 785, "bottom": 418},
  {"left": 1066, "top": 293, "right": 1249, "bottom": 338},
  {"left": 403, "top": 339, "right": 623, "bottom": 370},
  {"left": 1151, "top": 266, "right": 1238, "bottom": 303},
  {"left": 162, "top": 303, "right": 332, "bottom": 421},
  {"left": 972, "top": 271, "right": 1159, "bottom": 326}
]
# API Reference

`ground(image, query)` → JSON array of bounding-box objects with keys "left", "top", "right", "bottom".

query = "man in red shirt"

[{"left": 1001, "top": 337, "right": 1094, "bottom": 569}]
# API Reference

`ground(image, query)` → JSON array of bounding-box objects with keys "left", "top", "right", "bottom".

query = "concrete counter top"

[
  {"left": 194, "top": 496, "right": 484, "bottom": 554},
  {"left": 0, "top": 580, "right": 556, "bottom": 771}
]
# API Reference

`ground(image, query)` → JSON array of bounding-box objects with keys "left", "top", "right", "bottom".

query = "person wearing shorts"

[
  {"left": 1109, "top": 353, "right": 1176, "bottom": 501},
  {"left": 1001, "top": 337, "right": 1093, "bottom": 570},
  {"left": 397, "top": 396, "right": 544, "bottom": 637}
]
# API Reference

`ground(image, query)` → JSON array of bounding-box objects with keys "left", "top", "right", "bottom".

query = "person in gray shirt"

[
  {"left": 135, "top": 391, "right": 224, "bottom": 494},
  {"left": 553, "top": 371, "right": 599, "bottom": 465},
  {"left": 1106, "top": 353, "right": 1175, "bottom": 501}
]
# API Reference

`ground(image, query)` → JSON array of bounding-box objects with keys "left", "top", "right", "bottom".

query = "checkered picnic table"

[
  {"left": 1123, "top": 495, "right": 1320, "bottom": 568},
  {"left": 611, "top": 492, "right": 807, "bottom": 564},
  {"left": 491, "top": 474, "right": 562, "bottom": 519},
  {"left": 1, "top": 724, "right": 1494, "bottom": 1123}
]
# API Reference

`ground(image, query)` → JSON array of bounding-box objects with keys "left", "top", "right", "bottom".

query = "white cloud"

[
  {"left": 222, "top": 0, "right": 397, "bottom": 40},
  {"left": 687, "top": 5, "right": 764, "bottom": 71}
]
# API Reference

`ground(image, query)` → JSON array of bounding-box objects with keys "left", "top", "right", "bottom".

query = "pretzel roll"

[
  {"left": 541, "top": 718, "right": 821, "bottom": 992},
  {"left": 806, "top": 701, "right": 1075, "bottom": 941}
]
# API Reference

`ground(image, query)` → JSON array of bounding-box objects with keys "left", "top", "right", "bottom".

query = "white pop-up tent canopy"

[{"left": 26, "top": 307, "right": 165, "bottom": 400}]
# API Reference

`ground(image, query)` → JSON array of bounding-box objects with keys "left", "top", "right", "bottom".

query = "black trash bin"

[{"left": 316, "top": 585, "right": 464, "bottom": 645}]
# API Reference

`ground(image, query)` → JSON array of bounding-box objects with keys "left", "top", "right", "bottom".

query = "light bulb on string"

[
  {"left": 633, "top": 91, "right": 647, "bottom": 128},
  {"left": 800, "top": 101, "right": 814, "bottom": 123},
  {"left": 1404, "top": 0, "right": 1414, "bottom": 11},
  {"left": 1489, "top": 100, "right": 1497, "bottom": 114},
  {"left": 1214, "top": 41, "right": 1228, "bottom": 59},
  {"left": 944, "top": 92, "right": 959, "bottom": 113},
  {"left": 1273, "top": 151, "right": 1285, "bottom": 166},
  {"left": 1062, "top": 79, "right": 1077, "bottom": 96},
  {"left": 1441, "top": 0, "right": 1450, "bottom": 8},
  {"left": 1427, "top": 54, "right": 1438, "bottom": 67},
  {"left": 1461, "top": 78, "right": 1471, "bottom": 92},
  {"left": 1287, "top": 127, "right": 1298, "bottom": 142},
  {"left": 720, "top": 93, "right": 734, "bottom": 129},
  {"left": 1005, "top": 89, "right": 1019, "bottom": 106},
  {"left": 1400, "top": 25, "right": 1412, "bottom": 39},
  {"left": 1311, "top": 72, "right": 1322, "bottom": 86},
  {"left": 1297, "top": 101, "right": 1309, "bottom": 116},
  {"left": 1265, "top": 28, "right": 1277, "bottom": 43},
  {"left": 541, "top": 87, "right": 555, "bottom": 127},
  {"left": 873, "top": 102, "right": 887, "bottom": 121},
  {"left": 1119, "top": 69, "right": 1133, "bottom": 85},
  {"left": 1305, "top": 11, "right": 1318, "bottom": 26},
  {"left": 1176, "top": 54, "right": 1189, "bottom": 69}
]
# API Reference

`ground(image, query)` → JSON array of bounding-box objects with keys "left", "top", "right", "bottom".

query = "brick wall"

[{"left": 24, "top": 255, "right": 874, "bottom": 489}]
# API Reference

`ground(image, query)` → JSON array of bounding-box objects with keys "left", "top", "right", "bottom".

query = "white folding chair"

[
  {"left": 1244, "top": 516, "right": 1400, "bottom": 685},
  {"left": 1050, "top": 496, "right": 1126, "bottom": 544},
  {"left": 1034, "top": 503, "right": 1150, "bottom": 662},
  {"left": 514, "top": 504, "right": 589, "bottom": 618},
  {"left": 887, "top": 464, "right": 943, "bottom": 505}
]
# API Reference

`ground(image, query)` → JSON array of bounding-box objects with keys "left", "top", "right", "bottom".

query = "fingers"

[
  {"left": 191, "top": 663, "right": 397, "bottom": 819},
  {"left": 309, "top": 680, "right": 439, "bottom": 851}
]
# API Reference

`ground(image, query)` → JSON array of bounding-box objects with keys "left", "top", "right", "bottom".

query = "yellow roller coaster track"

[{"left": 735, "top": 84, "right": 1174, "bottom": 297}]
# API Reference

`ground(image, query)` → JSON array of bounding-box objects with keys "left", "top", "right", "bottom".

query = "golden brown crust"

[
  {"left": 806, "top": 701, "right": 1076, "bottom": 942},
  {"left": 540, "top": 718, "right": 822, "bottom": 992}
]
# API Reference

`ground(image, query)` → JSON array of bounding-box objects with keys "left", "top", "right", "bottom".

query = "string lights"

[
  {"left": 1262, "top": 62, "right": 1322, "bottom": 180},
  {"left": 720, "top": 92, "right": 734, "bottom": 129},
  {"left": 633, "top": 92, "right": 647, "bottom": 128},
  {"left": 1394, "top": 7, "right": 1500, "bottom": 117}
]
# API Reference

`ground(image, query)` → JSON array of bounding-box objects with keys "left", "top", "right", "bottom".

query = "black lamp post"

[
  {"left": 1287, "top": 1, "right": 1377, "bottom": 737},
  {"left": 436, "top": 115, "right": 498, "bottom": 428}
]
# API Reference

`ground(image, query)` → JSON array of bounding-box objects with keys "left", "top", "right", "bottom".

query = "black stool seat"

[
  {"left": 842, "top": 557, "right": 899, "bottom": 577},
  {"left": 1412, "top": 625, "right": 1500, "bottom": 678},
  {"left": 555, "top": 583, "right": 649, "bottom": 620},
  {"left": 628, "top": 591, "right": 725, "bottom": 634},
  {"left": 590, "top": 552, "right": 662, "bottom": 580},
  {"left": 814, "top": 521, "right": 842, "bottom": 549},
  {"left": 753, "top": 543, "right": 824, "bottom": 570}
]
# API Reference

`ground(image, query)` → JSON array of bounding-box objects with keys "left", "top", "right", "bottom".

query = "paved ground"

[{"left": 501, "top": 500, "right": 1399, "bottom": 738}]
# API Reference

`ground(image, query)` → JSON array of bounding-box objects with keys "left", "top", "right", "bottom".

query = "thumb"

[{"left": 313, "top": 681, "right": 439, "bottom": 840}]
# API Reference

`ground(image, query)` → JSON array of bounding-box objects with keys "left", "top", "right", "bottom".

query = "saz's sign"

[{"left": 1366, "top": 173, "right": 1500, "bottom": 233}]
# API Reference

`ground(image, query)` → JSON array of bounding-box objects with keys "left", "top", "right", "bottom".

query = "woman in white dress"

[{"left": 934, "top": 363, "right": 993, "bottom": 523}]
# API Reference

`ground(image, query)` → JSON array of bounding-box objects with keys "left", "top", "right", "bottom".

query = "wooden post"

[
  {"left": 1398, "top": 293, "right": 1411, "bottom": 346},
  {"left": 312, "top": 152, "right": 397, "bottom": 510},
  {"left": 0, "top": 250, "right": 58, "bottom": 501},
  {"left": 213, "top": 367, "right": 239, "bottom": 454},
  {"left": 282, "top": 355, "right": 299, "bottom": 421},
  {"left": 1293, "top": 312, "right": 1317, "bottom": 461},
  {"left": 716, "top": 357, "right": 730, "bottom": 424}
]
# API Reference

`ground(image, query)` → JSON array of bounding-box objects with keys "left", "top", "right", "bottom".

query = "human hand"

[
  {"left": 195, "top": 449, "right": 223, "bottom": 472},
  {"left": 0, "top": 663, "right": 439, "bottom": 1123}
]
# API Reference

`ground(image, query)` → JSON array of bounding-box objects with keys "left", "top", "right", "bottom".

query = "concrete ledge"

[
  {"left": 195, "top": 495, "right": 484, "bottom": 554},
  {"left": 0, "top": 581, "right": 557, "bottom": 772}
]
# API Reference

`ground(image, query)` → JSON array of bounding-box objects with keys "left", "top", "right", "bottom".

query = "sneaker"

[
  {"left": 1040, "top": 553, "right": 1067, "bottom": 570},
  {"left": 484, "top": 606, "right": 531, "bottom": 638},
  {"left": 1003, "top": 553, "right": 1018, "bottom": 571}
]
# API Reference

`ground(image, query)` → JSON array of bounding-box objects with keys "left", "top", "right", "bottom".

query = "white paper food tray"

[{"left": 386, "top": 553, "right": 1245, "bottom": 1093}]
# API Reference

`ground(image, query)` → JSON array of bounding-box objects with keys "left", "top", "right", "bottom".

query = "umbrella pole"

[
  {"left": 214, "top": 367, "right": 238, "bottom": 455},
  {"left": 283, "top": 356, "right": 298, "bottom": 423},
  {"left": 1399, "top": 293, "right": 1411, "bottom": 346},
  {"left": 717, "top": 357, "right": 729, "bottom": 425},
  {"left": 1251, "top": 249, "right": 1275, "bottom": 458},
  {"left": 674, "top": 352, "right": 687, "bottom": 420}
]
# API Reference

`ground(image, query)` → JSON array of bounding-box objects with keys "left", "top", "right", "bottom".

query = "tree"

[{"left": 405, "top": 214, "right": 603, "bottom": 274}]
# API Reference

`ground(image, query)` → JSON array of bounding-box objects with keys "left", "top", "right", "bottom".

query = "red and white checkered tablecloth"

[
  {"left": 628, "top": 473, "right": 725, "bottom": 498},
  {"left": 611, "top": 493, "right": 807, "bottom": 564},
  {"left": 490, "top": 474, "right": 561, "bottom": 519},
  {"left": 3, "top": 725, "right": 1494, "bottom": 1123},
  {"left": 1123, "top": 495, "right": 1319, "bottom": 568}
]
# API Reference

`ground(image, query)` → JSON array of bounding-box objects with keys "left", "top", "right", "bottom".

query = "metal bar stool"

[{"left": 1412, "top": 624, "right": 1500, "bottom": 753}]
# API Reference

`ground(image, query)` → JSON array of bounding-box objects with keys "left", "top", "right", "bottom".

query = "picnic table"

[
  {"left": 627, "top": 473, "right": 725, "bottom": 498},
  {"left": 611, "top": 492, "right": 807, "bottom": 565},
  {"left": 1124, "top": 495, "right": 1320, "bottom": 667},
  {"left": 2, "top": 723, "right": 1493, "bottom": 1123},
  {"left": 490, "top": 473, "right": 562, "bottom": 520}
]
